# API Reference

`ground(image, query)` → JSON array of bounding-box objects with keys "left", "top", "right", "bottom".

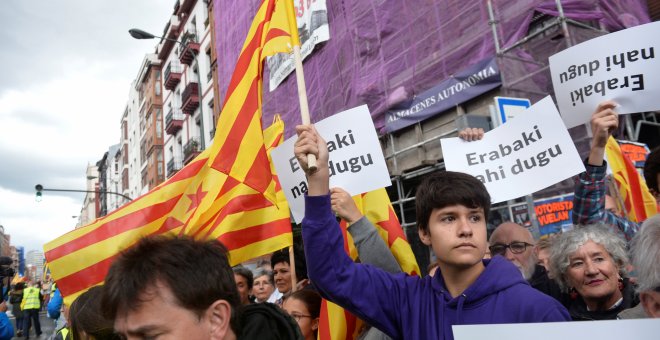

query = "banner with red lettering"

[
  {"left": 509, "top": 194, "right": 574, "bottom": 237},
  {"left": 618, "top": 140, "right": 650, "bottom": 169}
]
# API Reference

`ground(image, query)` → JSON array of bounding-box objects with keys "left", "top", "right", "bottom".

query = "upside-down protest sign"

[
  {"left": 549, "top": 21, "right": 660, "bottom": 128},
  {"left": 440, "top": 96, "right": 584, "bottom": 203}
]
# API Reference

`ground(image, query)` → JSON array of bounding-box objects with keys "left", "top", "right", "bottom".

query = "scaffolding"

[{"left": 381, "top": 0, "right": 659, "bottom": 271}]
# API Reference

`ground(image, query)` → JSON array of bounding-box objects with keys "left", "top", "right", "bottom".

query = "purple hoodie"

[{"left": 303, "top": 195, "right": 570, "bottom": 340}]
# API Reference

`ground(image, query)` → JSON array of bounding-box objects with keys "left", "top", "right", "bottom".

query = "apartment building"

[
  {"left": 119, "top": 83, "right": 143, "bottom": 201},
  {"left": 160, "top": 0, "right": 215, "bottom": 179},
  {"left": 136, "top": 54, "right": 166, "bottom": 192}
]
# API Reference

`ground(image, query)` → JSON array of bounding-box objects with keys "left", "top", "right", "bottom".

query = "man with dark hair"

[
  {"left": 232, "top": 266, "right": 254, "bottom": 305},
  {"left": 102, "top": 236, "right": 302, "bottom": 340},
  {"left": 294, "top": 125, "right": 569, "bottom": 339}
]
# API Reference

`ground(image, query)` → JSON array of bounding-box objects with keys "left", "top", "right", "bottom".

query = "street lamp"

[
  {"left": 129, "top": 27, "right": 207, "bottom": 150},
  {"left": 128, "top": 29, "right": 180, "bottom": 45}
]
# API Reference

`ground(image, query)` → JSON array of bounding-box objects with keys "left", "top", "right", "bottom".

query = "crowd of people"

[{"left": 1, "top": 101, "right": 659, "bottom": 339}]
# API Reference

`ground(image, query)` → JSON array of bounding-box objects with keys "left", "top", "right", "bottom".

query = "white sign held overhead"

[
  {"left": 549, "top": 21, "right": 660, "bottom": 128},
  {"left": 441, "top": 96, "right": 585, "bottom": 203},
  {"left": 453, "top": 319, "right": 660, "bottom": 340},
  {"left": 494, "top": 96, "right": 531, "bottom": 125},
  {"left": 271, "top": 105, "right": 391, "bottom": 223}
]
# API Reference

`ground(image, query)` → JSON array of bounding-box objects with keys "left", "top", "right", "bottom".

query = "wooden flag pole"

[
  {"left": 283, "top": 0, "right": 316, "bottom": 171},
  {"left": 289, "top": 245, "right": 298, "bottom": 292},
  {"left": 291, "top": 44, "right": 317, "bottom": 172}
]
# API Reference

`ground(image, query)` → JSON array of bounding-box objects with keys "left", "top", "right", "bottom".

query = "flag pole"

[
  {"left": 284, "top": 1, "right": 317, "bottom": 172},
  {"left": 289, "top": 245, "right": 298, "bottom": 292}
]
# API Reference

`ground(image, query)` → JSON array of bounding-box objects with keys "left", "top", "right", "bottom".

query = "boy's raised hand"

[{"left": 295, "top": 124, "right": 330, "bottom": 195}]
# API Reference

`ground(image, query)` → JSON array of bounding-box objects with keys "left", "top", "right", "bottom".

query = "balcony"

[
  {"left": 165, "top": 109, "right": 185, "bottom": 135},
  {"left": 167, "top": 158, "right": 183, "bottom": 177},
  {"left": 164, "top": 62, "right": 182, "bottom": 91},
  {"left": 179, "top": 29, "right": 200, "bottom": 66},
  {"left": 183, "top": 137, "right": 202, "bottom": 164},
  {"left": 178, "top": 0, "right": 196, "bottom": 16},
  {"left": 181, "top": 82, "right": 199, "bottom": 114},
  {"left": 157, "top": 15, "right": 181, "bottom": 60}
]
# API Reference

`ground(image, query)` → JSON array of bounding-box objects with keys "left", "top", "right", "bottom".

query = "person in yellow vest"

[{"left": 21, "top": 280, "right": 42, "bottom": 339}]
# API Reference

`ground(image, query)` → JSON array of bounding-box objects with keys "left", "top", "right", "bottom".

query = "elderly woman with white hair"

[
  {"left": 621, "top": 214, "right": 660, "bottom": 318},
  {"left": 549, "top": 224, "right": 639, "bottom": 320}
]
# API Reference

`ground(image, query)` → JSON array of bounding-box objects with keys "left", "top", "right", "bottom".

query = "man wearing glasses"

[{"left": 489, "top": 222, "right": 563, "bottom": 300}]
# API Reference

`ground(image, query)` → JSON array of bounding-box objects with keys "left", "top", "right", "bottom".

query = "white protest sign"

[
  {"left": 440, "top": 96, "right": 584, "bottom": 203},
  {"left": 549, "top": 21, "right": 660, "bottom": 128},
  {"left": 271, "top": 105, "right": 391, "bottom": 223},
  {"left": 453, "top": 319, "right": 660, "bottom": 340}
]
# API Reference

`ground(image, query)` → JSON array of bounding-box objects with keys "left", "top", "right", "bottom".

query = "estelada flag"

[
  {"left": 44, "top": 0, "right": 298, "bottom": 305},
  {"left": 606, "top": 137, "right": 657, "bottom": 223}
]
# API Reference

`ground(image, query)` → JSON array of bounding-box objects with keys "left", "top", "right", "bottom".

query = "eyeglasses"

[
  {"left": 289, "top": 313, "right": 313, "bottom": 322},
  {"left": 489, "top": 242, "right": 534, "bottom": 256}
]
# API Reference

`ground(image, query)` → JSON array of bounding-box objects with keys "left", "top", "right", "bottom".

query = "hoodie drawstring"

[{"left": 456, "top": 293, "right": 467, "bottom": 323}]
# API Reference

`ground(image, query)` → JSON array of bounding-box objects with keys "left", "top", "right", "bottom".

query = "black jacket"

[
  {"left": 238, "top": 302, "right": 303, "bottom": 340},
  {"left": 567, "top": 277, "right": 639, "bottom": 321}
]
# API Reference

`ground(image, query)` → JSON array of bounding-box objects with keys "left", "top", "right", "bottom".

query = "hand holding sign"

[
  {"left": 588, "top": 101, "right": 619, "bottom": 167},
  {"left": 294, "top": 124, "right": 330, "bottom": 196},
  {"left": 458, "top": 127, "right": 485, "bottom": 141}
]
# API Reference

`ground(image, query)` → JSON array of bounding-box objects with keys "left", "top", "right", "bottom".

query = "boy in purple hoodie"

[{"left": 294, "top": 125, "right": 570, "bottom": 340}]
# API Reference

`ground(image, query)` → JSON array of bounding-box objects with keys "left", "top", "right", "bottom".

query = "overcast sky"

[{"left": 0, "top": 1, "right": 175, "bottom": 254}]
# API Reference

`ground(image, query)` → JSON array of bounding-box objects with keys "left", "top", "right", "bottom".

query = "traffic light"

[{"left": 35, "top": 184, "right": 43, "bottom": 202}]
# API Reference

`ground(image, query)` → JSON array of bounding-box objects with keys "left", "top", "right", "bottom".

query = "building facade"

[
  {"left": 77, "top": 164, "right": 99, "bottom": 227},
  {"left": 136, "top": 54, "right": 166, "bottom": 192},
  {"left": 97, "top": 143, "right": 123, "bottom": 216},
  {"left": 213, "top": 0, "right": 654, "bottom": 273},
  {"left": 25, "top": 250, "right": 44, "bottom": 283},
  {"left": 16, "top": 246, "right": 24, "bottom": 277},
  {"left": 160, "top": 0, "right": 215, "bottom": 179},
  {"left": 120, "top": 82, "right": 143, "bottom": 201}
]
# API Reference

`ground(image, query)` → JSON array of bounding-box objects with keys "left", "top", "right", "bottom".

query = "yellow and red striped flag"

[
  {"left": 44, "top": 0, "right": 298, "bottom": 306},
  {"left": 318, "top": 188, "right": 420, "bottom": 339},
  {"left": 606, "top": 137, "right": 657, "bottom": 222},
  {"left": 207, "top": 0, "right": 299, "bottom": 205},
  {"left": 355, "top": 188, "right": 420, "bottom": 275}
]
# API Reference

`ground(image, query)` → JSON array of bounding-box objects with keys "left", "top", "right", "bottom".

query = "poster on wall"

[
  {"left": 267, "top": 0, "right": 330, "bottom": 91},
  {"left": 533, "top": 194, "right": 574, "bottom": 236},
  {"left": 508, "top": 194, "right": 574, "bottom": 237},
  {"left": 617, "top": 139, "right": 651, "bottom": 169}
]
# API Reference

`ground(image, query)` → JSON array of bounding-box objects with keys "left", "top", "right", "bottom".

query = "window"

[{"left": 206, "top": 49, "right": 213, "bottom": 82}]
